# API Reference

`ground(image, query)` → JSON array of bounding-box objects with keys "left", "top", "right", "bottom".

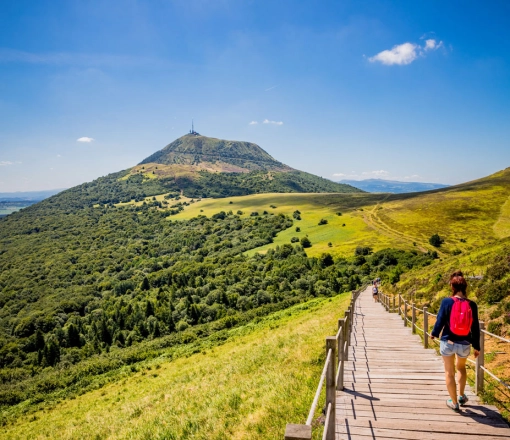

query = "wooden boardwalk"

[{"left": 335, "top": 287, "right": 510, "bottom": 439}]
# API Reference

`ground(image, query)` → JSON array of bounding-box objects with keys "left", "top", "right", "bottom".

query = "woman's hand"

[
  {"left": 473, "top": 349, "right": 480, "bottom": 358},
  {"left": 430, "top": 336, "right": 435, "bottom": 340}
]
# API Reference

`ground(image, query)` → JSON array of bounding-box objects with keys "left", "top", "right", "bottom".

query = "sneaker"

[
  {"left": 458, "top": 394, "right": 469, "bottom": 406},
  {"left": 446, "top": 399, "right": 460, "bottom": 412}
]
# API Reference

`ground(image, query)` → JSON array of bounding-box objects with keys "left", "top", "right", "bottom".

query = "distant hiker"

[
  {"left": 372, "top": 285, "right": 379, "bottom": 302},
  {"left": 431, "top": 270, "right": 480, "bottom": 412}
]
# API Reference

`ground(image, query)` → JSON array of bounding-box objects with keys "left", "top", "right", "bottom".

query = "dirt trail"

[{"left": 362, "top": 204, "right": 447, "bottom": 257}]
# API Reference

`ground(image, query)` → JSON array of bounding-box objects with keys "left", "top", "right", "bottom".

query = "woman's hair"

[{"left": 449, "top": 270, "right": 467, "bottom": 294}]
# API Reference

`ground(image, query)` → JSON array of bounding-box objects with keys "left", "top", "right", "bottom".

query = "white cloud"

[
  {"left": 369, "top": 42, "right": 419, "bottom": 65},
  {"left": 56, "top": 154, "right": 62, "bottom": 157},
  {"left": 262, "top": 119, "right": 283, "bottom": 126},
  {"left": 249, "top": 121, "right": 258, "bottom": 125},
  {"left": 77, "top": 137, "right": 94, "bottom": 143},
  {"left": 369, "top": 38, "right": 444, "bottom": 66},
  {"left": 362, "top": 170, "right": 390, "bottom": 177},
  {"left": 424, "top": 39, "right": 443, "bottom": 51},
  {"left": 265, "top": 85, "right": 278, "bottom": 92},
  {"left": 0, "top": 161, "right": 13, "bottom": 166}
]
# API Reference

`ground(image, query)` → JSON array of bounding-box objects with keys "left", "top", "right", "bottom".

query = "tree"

[
  {"left": 141, "top": 276, "right": 150, "bottom": 291},
  {"left": 355, "top": 246, "right": 372, "bottom": 256},
  {"left": 67, "top": 324, "right": 81, "bottom": 347},
  {"left": 429, "top": 234, "right": 443, "bottom": 247},
  {"left": 43, "top": 336, "right": 60, "bottom": 366},
  {"left": 319, "top": 253, "right": 334, "bottom": 268},
  {"left": 300, "top": 237, "right": 312, "bottom": 248},
  {"left": 318, "top": 219, "right": 328, "bottom": 225}
]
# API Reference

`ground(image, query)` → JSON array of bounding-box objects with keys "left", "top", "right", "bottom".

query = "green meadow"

[{"left": 2, "top": 294, "right": 351, "bottom": 440}]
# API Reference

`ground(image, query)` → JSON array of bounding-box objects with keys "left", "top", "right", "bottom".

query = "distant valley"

[
  {"left": 0, "top": 189, "right": 65, "bottom": 217},
  {"left": 339, "top": 178, "right": 449, "bottom": 193}
]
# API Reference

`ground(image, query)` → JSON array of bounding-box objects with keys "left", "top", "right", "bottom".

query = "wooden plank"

[
  {"left": 336, "top": 426, "right": 509, "bottom": 440},
  {"left": 339, "top": 418, "right": 510, "bottom": 435}
]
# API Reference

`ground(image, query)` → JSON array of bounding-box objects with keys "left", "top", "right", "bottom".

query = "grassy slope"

[
  {"left": 170, "top": 168, "right": 510, "bottom": 258},
  {"left": 171, "top": 193, "right": 395, "bottom": 257},
  {"left": 2, "top": 294, "right": 351, "bottom": 440}
]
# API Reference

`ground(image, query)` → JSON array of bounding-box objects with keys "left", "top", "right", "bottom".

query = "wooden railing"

[
  {"left": 284, "top": 287, "right": 364, "bottom": 440},
  {"left": 378, "top": 291, "right": 510, "bottom": 395}
]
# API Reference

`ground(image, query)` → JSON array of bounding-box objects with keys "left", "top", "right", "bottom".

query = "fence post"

[
  {"left": 392, "top": 295, "right": 395, "bottom": 313},
  {"left": 411, "top": 303, "right": 416, "bottom": 334},
  {"left": 284, "top": 425, "right": 311, "bottom": 440},
  {"left": 404, "top": 300, "right": 407, "bottom": 327},
  {"left": 337, "top": 319, "right": 345, "bottom": 391},
  {"left": 398, "top": 294, "right": 402, "bottom": 317},
  {"left": 423, "top": 307, "right": 428, "bottom": 348},
  {"left": 325, "top": 337, "right": 336, "bottom": 440},
  {"left": 344, "top": 310, "right": 350, "bottom": 361},
  {"left": 476, "top": 321, "right": 485, "bottom": 395}
]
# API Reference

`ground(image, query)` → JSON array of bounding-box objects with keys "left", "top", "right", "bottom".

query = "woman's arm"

[
  {"left": 471, "top": 302, "right": 481, "bottom": 352},
  {"left": 431, "top": 298, "right": 449, "bottom": 338}
]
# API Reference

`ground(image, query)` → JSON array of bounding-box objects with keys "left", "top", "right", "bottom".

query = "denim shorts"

[{"left": 440, "top": 340, "right": 471, "bottom": 358}]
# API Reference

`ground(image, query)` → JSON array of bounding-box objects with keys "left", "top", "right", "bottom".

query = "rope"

[
  {"left": 322, "top": 402, "right": 332, "bottom": 440},
  {"left": 480, "top": 366, "right": 510, "bottom": 391},
  {"left": 482, "top": 329, "right": 510, "bottom": 344},
  {"left": 306, "top": 349, "right": 332, "bottom": 425}
]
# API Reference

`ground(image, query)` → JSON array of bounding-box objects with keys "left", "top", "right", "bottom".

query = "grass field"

[
  {"left": 171, "top": 192, "right": 398, "bottom": 257},
  {"left": 2, "top": 294, "right": 351, "bottom": 440},
  {"left": 167, "top": 168, "right": 510, "bottom": 259}
]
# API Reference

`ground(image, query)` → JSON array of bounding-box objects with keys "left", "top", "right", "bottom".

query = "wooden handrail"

[
  {"left": 386, "top": 294, "right": 510, "bottom": 399},
  {"left": 284, "top": 286, "right": 365, "bottom": 440}
]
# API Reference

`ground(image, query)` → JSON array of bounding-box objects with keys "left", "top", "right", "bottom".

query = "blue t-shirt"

[{"left": 431, "top": 297, "right": 480, "bottom": 351}]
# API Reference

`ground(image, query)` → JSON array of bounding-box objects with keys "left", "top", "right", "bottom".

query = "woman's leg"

[
  {"left": 456, "top": 355, "right": 468, "bottom": 397},
  {"left": 443, "top": 355, "right": 458, "bottom": 404}
]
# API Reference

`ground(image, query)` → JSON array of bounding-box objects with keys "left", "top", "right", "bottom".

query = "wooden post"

[
  {"left": 344, "top": 310, "right": 350, "bottom": 361},
  {"left": 398, "top": 294, "right": 402, "bottom": 317},
  {"left": 412, "top": 303, "right": 416, "bottom": 334},
  {"left": 325, "top": 337, "right": 336, "bottom": 440},
  {"left": 476, "top": 321, "right": 485, "bottom": 395},
  {"left": 392, "top": 295, "right": 396, "bottom": 313},
  {"left": 284, "top": 424, "right": 312, "bottom": 440},
  {"left": 337, "top": 319, "right": 345, "bottom": 391},
  {"left": 404, "top": 300, "right": 407, "bottom": 327},
  {"left": 423, "top": 307, "right": 429, "bottom": 348}
]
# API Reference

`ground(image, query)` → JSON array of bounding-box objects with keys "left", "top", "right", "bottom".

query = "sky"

[{"left": 1, "top": 0, "right": 510, "bottom": 192}]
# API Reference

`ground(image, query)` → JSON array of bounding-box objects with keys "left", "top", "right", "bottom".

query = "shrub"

[
  {"left": 487, "top": 321, "right": 502, "bottom": 335},
  {"left": 318, "top": 219, "right": 328, "bottom": 225},
  {"left": 429, "top": 234, "right": 443, "bottom": 247},
  {"left": 250, "top": 212, "right": 259, "bottom": 217},
  {"left": 355, "top": 246, "right": 372, "bottom": 256},
  {"left": 336, "top": 212, "right": 342, "bottom": 216},
  {"left": 290, "top": 237, "right": 299, "bottom": 243},
  {"left": 319, "top": 253, "right": 334, "bottom": 268},
  {"left": 300, "top": 237, "right": 311, "bottom": 248},
  {"left": 295, "top": 227, "right": 300, "bottom": 232}
]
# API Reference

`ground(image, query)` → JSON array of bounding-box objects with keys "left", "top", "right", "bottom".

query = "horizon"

[{"left": 1, "top": 1, "right": 510, "bottom": 191}]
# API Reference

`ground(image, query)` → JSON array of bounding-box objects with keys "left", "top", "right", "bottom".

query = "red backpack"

[{"left": 450, "top": 297, "right": 473, "bottom": 336}]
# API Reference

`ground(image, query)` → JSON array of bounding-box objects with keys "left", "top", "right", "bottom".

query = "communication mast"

[{"left": 189, "top": 119, "right": 199, "bottom": 135}]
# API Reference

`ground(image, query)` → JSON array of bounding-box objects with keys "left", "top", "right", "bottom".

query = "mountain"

[
  {"left": 130, "top": 134, "right": 359, "bottom": 196},
  {"left": 338, "top": 179, "right": 449, "bottom": 193},
  {"left": 139, "top": 134, "right": 291, "bottom": 172}
]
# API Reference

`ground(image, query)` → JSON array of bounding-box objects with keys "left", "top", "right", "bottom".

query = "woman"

[{"left": 431, "top": 270, "right": 480, "bottom": 412}]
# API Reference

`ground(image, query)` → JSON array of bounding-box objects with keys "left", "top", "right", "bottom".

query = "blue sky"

[{"left": 1, "top": 0, "right": 510, "bottom": 191}]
